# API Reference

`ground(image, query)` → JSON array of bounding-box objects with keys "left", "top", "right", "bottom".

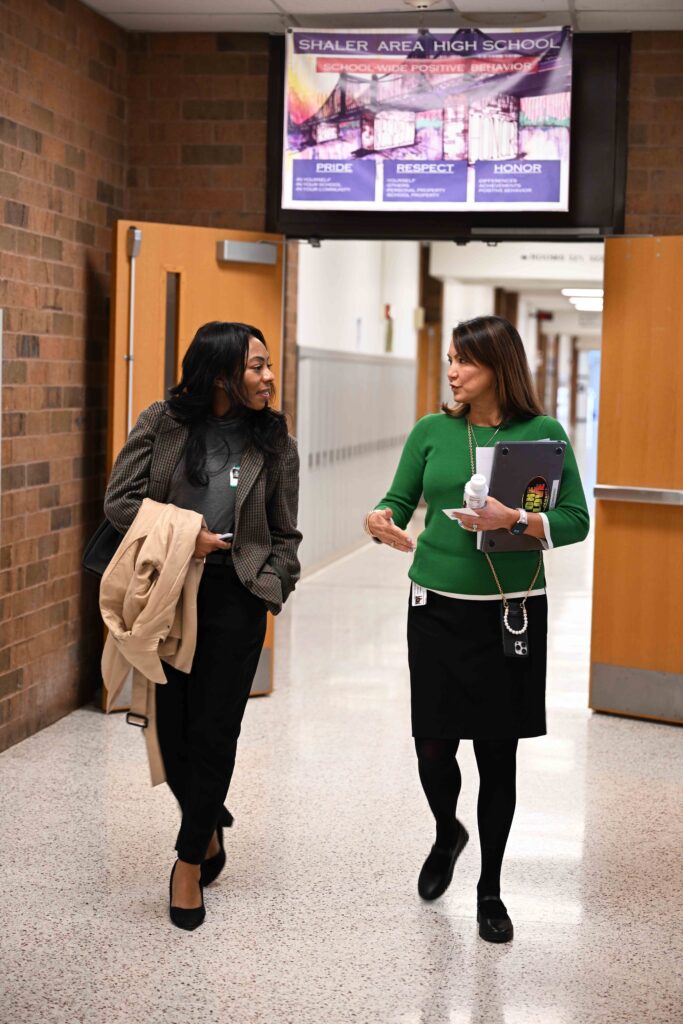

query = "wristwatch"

[{"left": 509, "top": 507, "right": 529, "bottom": 536}]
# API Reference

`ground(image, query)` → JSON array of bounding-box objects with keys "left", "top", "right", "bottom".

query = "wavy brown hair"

[{"left": 441, "top": 315, "right": 544, "bottom": 422}]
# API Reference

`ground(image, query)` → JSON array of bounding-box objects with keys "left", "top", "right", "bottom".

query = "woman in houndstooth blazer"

[{"left": 104, "top": 321, "right": 302, "bottom": 931}]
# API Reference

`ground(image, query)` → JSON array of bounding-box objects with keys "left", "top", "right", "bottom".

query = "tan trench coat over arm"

[{"left": 100, "top": 498, "right": 205, "bottom": 785}]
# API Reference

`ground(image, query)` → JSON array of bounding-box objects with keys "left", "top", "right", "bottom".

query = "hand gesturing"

[{"left": 367, "top": 509, "right": 415, "bottom": 553}]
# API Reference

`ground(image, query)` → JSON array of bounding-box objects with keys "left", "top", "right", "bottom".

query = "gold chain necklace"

[
  {"left": 468, "top": 418, "right": 502, "bottom": 450},
  {"left": 467, "top": 419, "right": 542, "bottom": 633}
]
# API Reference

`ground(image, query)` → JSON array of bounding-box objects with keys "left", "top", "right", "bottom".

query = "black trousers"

[{"left": 156, "top": 563, "right": 267, "bottom": 864}]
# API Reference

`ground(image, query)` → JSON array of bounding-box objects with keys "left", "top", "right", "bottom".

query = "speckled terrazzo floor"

[{"left": 1, "top": 516, "right": 681, "bottom": 1023}]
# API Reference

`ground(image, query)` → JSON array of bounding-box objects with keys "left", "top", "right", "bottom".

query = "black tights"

[{"left": 414, "top": 737, "right": 518, "bottom": 899}]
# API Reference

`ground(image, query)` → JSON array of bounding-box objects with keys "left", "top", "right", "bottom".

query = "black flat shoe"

[
  {"left": 418, "top": 820, "right": 470, "bottom": 901},
  {"left": 200, "top": 824, "right": 226, "bottom": 887},
  {"left": 169, "top": 861, "right": 205, "bottom": 931},
  {"left": 477, "top": 897, "right": 514, "bottom": 943}
]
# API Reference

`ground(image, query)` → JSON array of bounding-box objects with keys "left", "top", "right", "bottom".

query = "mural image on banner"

[{"left": 282, "top": 27, "right": 573, "bottom": 213}]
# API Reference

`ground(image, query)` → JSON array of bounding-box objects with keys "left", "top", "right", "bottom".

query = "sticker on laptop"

[{"left": 523, "top": 477, "right": 550, "bottom": 513}]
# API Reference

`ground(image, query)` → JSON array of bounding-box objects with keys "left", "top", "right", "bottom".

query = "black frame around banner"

[{"left": 266, "top": 32, "right": 630, "bottom": 242}]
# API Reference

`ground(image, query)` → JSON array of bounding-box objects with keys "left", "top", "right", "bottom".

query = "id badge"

[
  {"left": 229, "top": 465, "right": 240, "bottom": 488},
  {"left": 411, "top": 583, "right": 427, "bottom": 607},
  {"left": 500, "top": 599, "right": 529, "bottom": 658}
]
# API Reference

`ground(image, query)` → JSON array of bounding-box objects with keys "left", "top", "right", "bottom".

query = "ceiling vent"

[
  {"left": 462, "top": 12, "right": 553, "bottom": 26},
  {"left": 403, "top": 0, "right": 443, "bottom": 10}
]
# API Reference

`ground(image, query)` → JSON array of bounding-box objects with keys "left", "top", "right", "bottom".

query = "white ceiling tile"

[
  {"left": 283, "top": 0, "right": 449, "bottom": 10},
  {"left": 575, "top": 0, "right": 683, "bottom": 9},
  {"left": 292, "top": 12, "right": 467, "bottom": 27},
  {"left": 79, "top": 0, "right": 683, "bottom": 33},
  {"left": 290, "top": 11, "right": 573, "bottom": 28},
  {"left": 103, "top": 12, "right": 287, "bottom": 31},
  {"left": 456, "top": 0, "right": 568, "bottom": 11},
  {"left": 577, "top": 9, "right": 683, "bottom": 29},
  {"left": 448, "top": 10, "right": 571, "bottom": 27},
  {"left": 85, "top": 0, "right": 277, "bottom": 9}
]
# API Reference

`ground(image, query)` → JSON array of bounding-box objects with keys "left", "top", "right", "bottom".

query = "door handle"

[{"left": 593, "top": 485, "right": 683, "bottom": 506}]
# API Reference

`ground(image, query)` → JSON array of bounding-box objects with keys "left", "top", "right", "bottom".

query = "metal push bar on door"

[
  {"left": 125, "top": 226, "right": 142, "bottom": 436},
  {"left": 593, "top": 485, "right": 683, "bottom": 506}
]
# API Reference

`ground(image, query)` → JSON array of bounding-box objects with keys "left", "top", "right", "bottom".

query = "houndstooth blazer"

[{"left": 103, "top": 401, "right": 302, "bottom": 615}]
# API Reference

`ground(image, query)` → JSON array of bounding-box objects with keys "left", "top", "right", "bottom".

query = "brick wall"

[
  {"left": 625, "top": 32, "right": 683, "bottom": 234},
  {"left": 0, "top": 0, "right": 128, "bottom": 750},
  {"left": 126, "top": 32, "right": 269, "bottom": 230},
  {"left": 0, "top": 9, "right": 287, "bottom": 753},
  {"left": 125, "top": 31, "right": 296, "bottom": 437}
]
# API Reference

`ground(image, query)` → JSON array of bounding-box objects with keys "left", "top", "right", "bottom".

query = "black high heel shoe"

[
  {"left": 477, "top": 896, "right": 514, "bottom": 943},
  {"left": 200, "top": 824, "right": 226, "bottom": 887},
  {"left": 169, "top": 861, "right": 205, "bottom": 931},
  {"left": 417, "top": 820, "right": 470, "bottom": 901},
  {"left": 200, "top": 808, "right": 233, "bottom": 887}
]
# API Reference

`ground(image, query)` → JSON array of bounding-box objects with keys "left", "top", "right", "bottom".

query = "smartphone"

[{"left": 217, "top": 532, "right": 233, "bottom": 541}]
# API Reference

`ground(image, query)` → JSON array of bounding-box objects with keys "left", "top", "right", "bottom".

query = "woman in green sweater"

[{"left": 365, "top": 315, "right": 589, "bottom": 944}]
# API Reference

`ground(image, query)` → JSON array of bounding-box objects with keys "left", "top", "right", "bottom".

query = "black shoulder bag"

[{"left": 82, "top": 518, "right": 123, "bottom": 578}]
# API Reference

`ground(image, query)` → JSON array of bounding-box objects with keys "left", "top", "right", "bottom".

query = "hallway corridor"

[{"left": 0, "top": 525, "right": 679, "bottom": 1024}]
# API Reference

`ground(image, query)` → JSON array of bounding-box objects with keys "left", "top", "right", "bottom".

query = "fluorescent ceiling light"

[
  {"left": 561, "top": 288, "right": 604, "bottom": 297},
  {"left": 570, "top": 299, "right": 603, "bottom": 312}
]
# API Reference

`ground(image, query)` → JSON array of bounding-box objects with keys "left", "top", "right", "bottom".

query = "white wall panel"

[
  {"left": 440, "top": 281, "right": 496, "bottom": 403},
  {"left": 430, "top": 240, "right": 604, "bottom": 286},
  {"left": 297, "top": 347, "right": 417, "bottom": 572},
  {"left": 298, "top": 241, "right": 384, "bottom": 355},
  {"left": 297, "top": 240, "right": 420, "bottom": 358},
  {"left": 380, "top": 242, "right": 421, "bottom": 357}
]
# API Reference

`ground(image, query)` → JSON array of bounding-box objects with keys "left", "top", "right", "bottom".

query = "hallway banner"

[{"left": 282, "top": 27, "right": 572, "bottom": 213}]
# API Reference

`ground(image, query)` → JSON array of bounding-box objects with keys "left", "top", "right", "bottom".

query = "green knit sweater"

[{"left": 375, "top": 413, "right": 590, "bottom": 596}]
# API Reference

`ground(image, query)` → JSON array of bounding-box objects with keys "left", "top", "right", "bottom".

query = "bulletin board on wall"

[
  {"left": 267, "top": 31, "right": 630, "bottom": 242},
  {"left": 281, "top": 27, "right": 573, "bottom": 215}
]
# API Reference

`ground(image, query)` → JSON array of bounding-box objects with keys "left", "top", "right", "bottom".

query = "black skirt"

[{"left": 407, "top": 590, "right": 548, "bottom": 739}]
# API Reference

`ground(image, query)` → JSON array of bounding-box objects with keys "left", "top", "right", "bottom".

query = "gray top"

[{"left": 167, "top": 416, "right": 247, "bottom": 564}]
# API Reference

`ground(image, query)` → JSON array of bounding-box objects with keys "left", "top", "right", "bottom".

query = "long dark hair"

[
  {"left": 442, "top": 315, "right": 544, "bottom": 422},
  {"left": 167, "top": 321, "right": 288, "bottom": 487}
]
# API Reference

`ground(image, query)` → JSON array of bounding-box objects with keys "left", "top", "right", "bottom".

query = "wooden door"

[
  {"left": 416, "top": 323, "right": 443, "bottom": 419},
  {"left": 569, "top": 337, "right": 579, "bottom": 430},
  {"left": 108, "top": 220, "right": 286, "bottom": 698},
  {"left": 416, "top": 244, "right": 443, "bottom": 420},
  {"left": 590, "top": 236, "right": 683, "bottom": 724}
]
